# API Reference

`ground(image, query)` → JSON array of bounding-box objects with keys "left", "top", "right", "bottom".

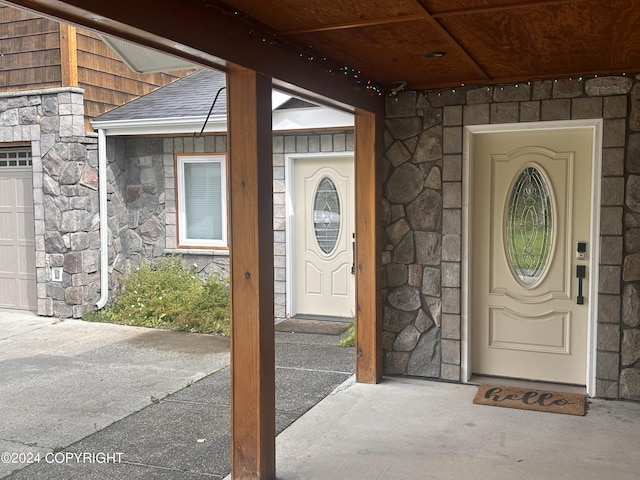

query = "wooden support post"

[
  {"left": 228, "top": 67, "right": 275, "bottom": 480},
  {"left": 59, "top": 24, "right": 78, "bottom": 87},
  {"left": 354, "top": 109, "right": 383, "bottom": 384}
]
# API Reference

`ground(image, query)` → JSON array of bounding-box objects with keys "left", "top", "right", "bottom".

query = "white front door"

[
  {"left": 470, "top": 126, "right": 596, "bottom": 385},
  {"left": 291, "top": 155, "right": 354, "bottom": 319},
  {"left": 0, "top": 163, "right": 36, "bottom": 311}
]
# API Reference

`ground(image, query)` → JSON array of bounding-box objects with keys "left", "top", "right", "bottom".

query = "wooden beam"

[
  {"left": 59, "top": 23, "right": 78, "bottom": 87},
  {"left": 3, "top": 0, "right": 384, "bottom": 114},
  {"left": 279, "top": 14, "right": 424, "bottom": 35},
  {"left": 354, "top": 109, "right": 383, "bottom": 384},
  {"left": 228, "top": 67, "right": 276, "bottom": 480}
]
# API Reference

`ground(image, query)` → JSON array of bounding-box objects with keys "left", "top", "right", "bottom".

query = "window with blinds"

[{"left": 176, "top": 154, "right": 227, "bottom": 248}]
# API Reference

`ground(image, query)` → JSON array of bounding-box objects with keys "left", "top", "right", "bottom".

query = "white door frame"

[
  {"left": 462, "top": 119, "right": 603, "bottom": 396},
  {"left": 284, "top": 151, "right": 355, "bottom": 318}
]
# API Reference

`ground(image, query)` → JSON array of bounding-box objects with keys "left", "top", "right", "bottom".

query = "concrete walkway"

[
  {"left": 0, "top": 310, "right": 354, "bottom": 479},
  {"left": 0, "top": 309, "right": 230, "bottom": 478}
]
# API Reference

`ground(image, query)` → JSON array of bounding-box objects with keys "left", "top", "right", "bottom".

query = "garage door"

[{"left": 0, "top": 148, "right": 36, "bottom": 310}]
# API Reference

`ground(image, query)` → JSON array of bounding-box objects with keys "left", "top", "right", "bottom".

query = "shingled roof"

[
  {"left": 92, "top": 67, "right": 353, "bottom": 135},
  {"left": 96, "top": 68, "right": 227, "bottom": 122}
]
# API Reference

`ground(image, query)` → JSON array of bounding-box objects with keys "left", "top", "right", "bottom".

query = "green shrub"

[
  {"left": 85, "top": 257, "right": 230, "bottom": 335},
  {"left": 339, "top": 322, "right": 355, "bottom": 347}
]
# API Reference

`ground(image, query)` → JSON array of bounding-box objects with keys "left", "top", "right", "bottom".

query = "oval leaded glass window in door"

[
  {"left": 505, "top": 166, "right": 554, "bottom": 286},
  {"left": 313, "top": 176, "right": 341, "bottom": 254}
]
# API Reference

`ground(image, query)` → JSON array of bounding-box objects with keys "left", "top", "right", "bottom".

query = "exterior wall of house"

[
  {"left": 103, "top": 130, "right": 354, "bottom": 323},
  {"left": 0, "top": 87, "right": 100, "bottom": 318},
  {"left": 382, "top": 74, "right": 640, "bottom": 400},
  {"left": 104, "top": 135, "right": 230, "bottom": 292},
  {"left": 4, "top": 76, "right": 640, "bottom": 400}
]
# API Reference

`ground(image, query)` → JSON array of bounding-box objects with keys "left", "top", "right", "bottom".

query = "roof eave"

[
  {"left": 91, "top": 115, "right": 227, "bottom": 136},
  {"left": 93, "top": 107, "right": 354, "bottom": 136}
]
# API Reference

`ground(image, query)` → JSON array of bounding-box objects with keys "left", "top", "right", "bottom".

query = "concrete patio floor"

[{"left": 272, "top": 376, "right": 640, "bottom": 480}]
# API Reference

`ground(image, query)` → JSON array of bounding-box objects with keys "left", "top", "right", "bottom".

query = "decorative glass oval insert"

[
  {"left": 313, "top": 176, "right": 341, "bottom": 254},
  {"left": 506, "top": 166, "right": 553, "bottom": 286}
]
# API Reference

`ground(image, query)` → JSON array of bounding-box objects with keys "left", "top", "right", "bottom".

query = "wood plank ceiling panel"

[
  {"left": 221, "top": 0, "right": 640, "bottom": 90},
  {"left": 436, "top": 0, "right": 640, "bottom": 80},
  {"left": 292, "top": 21, "right": 486, "bottom": 88},
  {"left": 223, "top": 0, "right": 489, "bottom": 89}
]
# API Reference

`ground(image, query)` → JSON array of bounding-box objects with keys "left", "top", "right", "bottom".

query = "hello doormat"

[
  {"left": 275, "top": 317, "right": 351, "bottom": 335},
  {"left": 473, "top": 385, "right": 587, "bottom": 416}
]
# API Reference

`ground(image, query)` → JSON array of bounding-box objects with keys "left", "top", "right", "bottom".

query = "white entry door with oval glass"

[
  {"left": 290, "top": 154, "right": 354, "bottom": 319},
  {"left": 470, "top": 126, "right": 598, "bottom": 386}
]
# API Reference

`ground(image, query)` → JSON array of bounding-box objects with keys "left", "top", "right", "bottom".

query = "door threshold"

[
  {"left": 469, "top": 375, "right": 586, "bottom": 395},
  {"left": 291, "top": 314, "right": 353, "bottom": 323}
]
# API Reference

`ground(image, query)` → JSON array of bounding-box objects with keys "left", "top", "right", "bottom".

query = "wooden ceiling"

[
  {"left": 220, "top": 0, "right": 640, "bottom": 91},
  {"left": 5, "top": 0, "right": 640, "bottom": 108}
]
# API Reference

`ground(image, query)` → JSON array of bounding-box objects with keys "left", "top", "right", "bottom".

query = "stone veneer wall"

[
  {"left": 0, "top": 88, "right": 100, "bottom": 319},
  {"left": 382, "top": 75, "right": 640, "bottom": 400}
]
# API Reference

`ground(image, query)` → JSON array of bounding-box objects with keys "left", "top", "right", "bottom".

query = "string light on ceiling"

[
  {"left": 199, "top": 1, "right": 386, "bottom": 96},
  {"left": 415, "top": 72, "right": 633, "bottom": 101}
]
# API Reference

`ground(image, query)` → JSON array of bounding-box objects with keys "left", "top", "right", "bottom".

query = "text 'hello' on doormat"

[{"left": 473, "top": 384, "right": 587, "bottom": 416}]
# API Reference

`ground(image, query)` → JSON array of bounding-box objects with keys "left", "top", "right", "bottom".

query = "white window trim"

[{"left": 176, "top": 154, "right": 228, "bottom": 248}]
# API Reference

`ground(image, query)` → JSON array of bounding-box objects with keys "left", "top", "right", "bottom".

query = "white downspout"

[{"left": 95, "top": 128, "right": 109, "bottom": 309}]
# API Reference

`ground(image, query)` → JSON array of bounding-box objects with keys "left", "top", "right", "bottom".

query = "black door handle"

[
  {"left": 351, "top": 233, "right": 355, "bottom": 275},
  {"left": 576, "top": 265, "right": 586, "bottom": 305}
]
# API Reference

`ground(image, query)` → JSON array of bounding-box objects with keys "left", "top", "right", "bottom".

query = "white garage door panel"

[
  {"left": 0, "top": 212, "right": 14, "bottom": 243},
  {"left": 0, "top": 168, "right": 36, "bottom": 311}
]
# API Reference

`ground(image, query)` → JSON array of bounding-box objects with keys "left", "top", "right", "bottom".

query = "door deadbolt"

[{"left": 576, "top": 241, "right": 587, "bottom": 260}]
